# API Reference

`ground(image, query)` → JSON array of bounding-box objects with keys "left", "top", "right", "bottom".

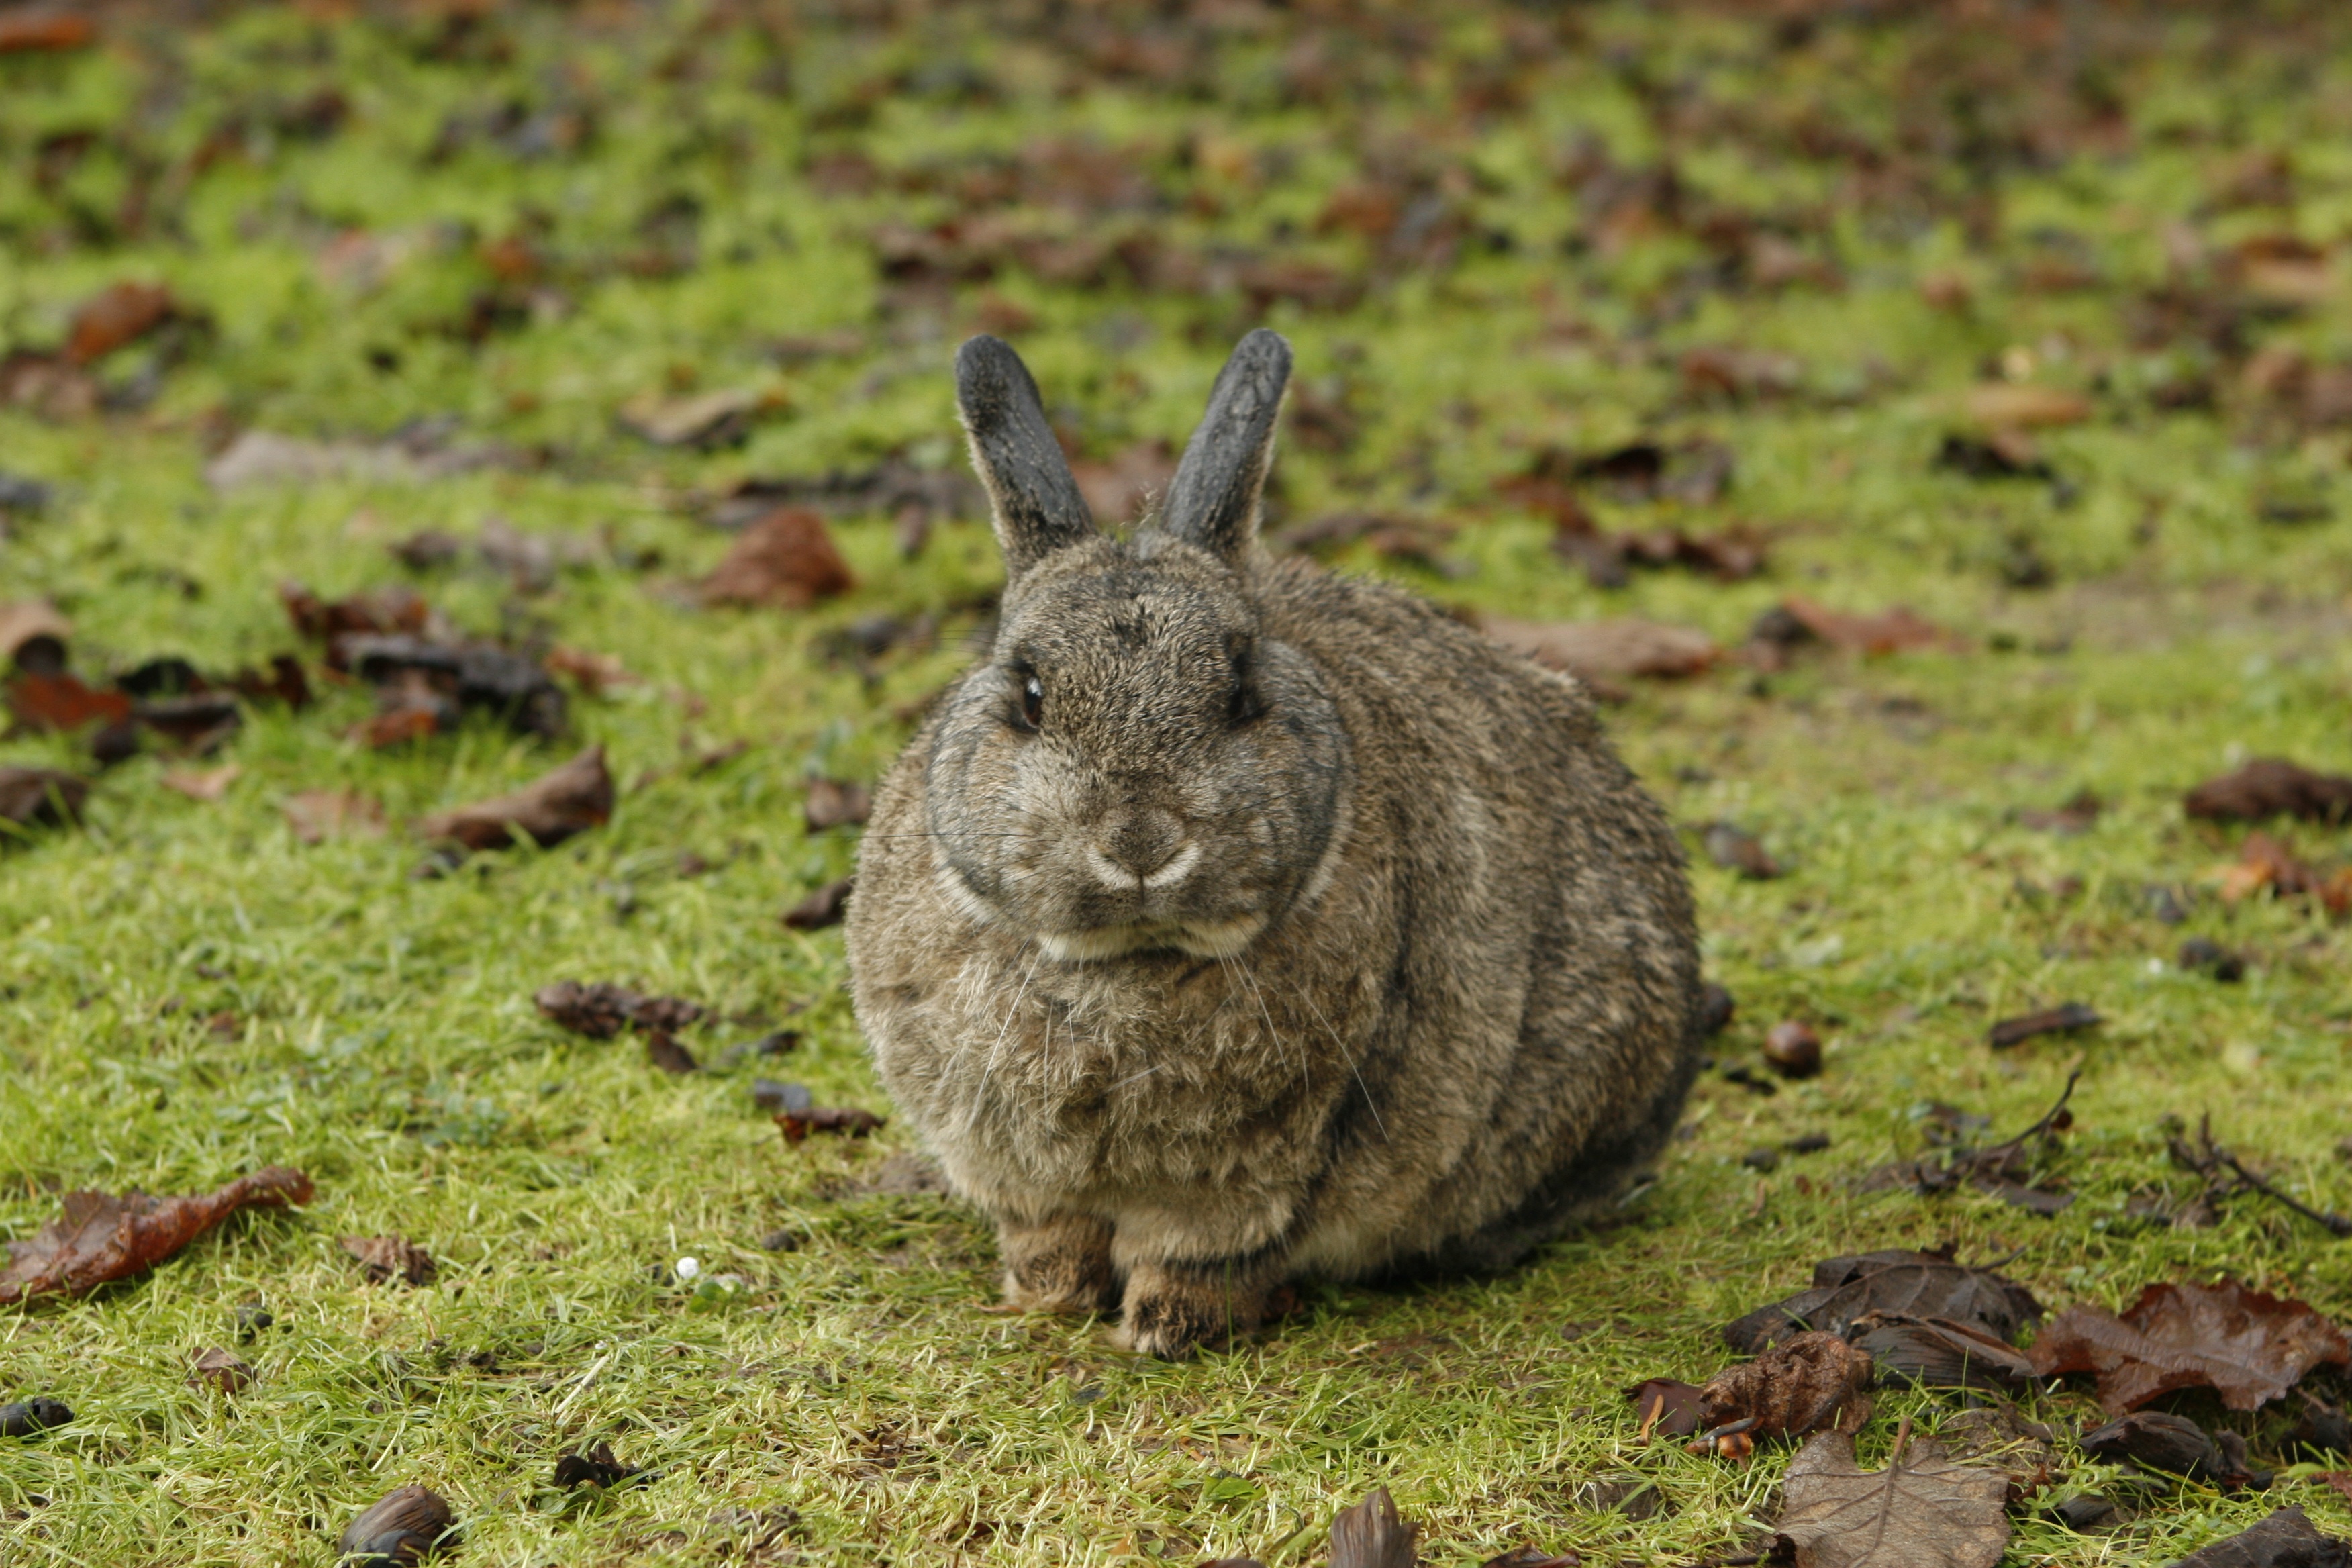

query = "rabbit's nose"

[{"left": 1088, "top": 811, "right": 1193, "bottom": 889}]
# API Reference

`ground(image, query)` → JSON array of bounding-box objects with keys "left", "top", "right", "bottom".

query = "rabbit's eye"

[{"left": 1014, "top": 673, "right": 1044, "bottom": 732}]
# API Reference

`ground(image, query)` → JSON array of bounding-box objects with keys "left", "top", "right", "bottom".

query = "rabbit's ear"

[
  {"left": 1155, "top": 329, "right": 1293, "bottom": 564},
  {"left": 956, "top": 335, "right": 1097, "bottom": 579}
]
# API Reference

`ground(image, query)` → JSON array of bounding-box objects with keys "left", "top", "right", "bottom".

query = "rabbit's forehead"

[{"left": 1003, "top": 569, "right": 1249, "bottom": 670}]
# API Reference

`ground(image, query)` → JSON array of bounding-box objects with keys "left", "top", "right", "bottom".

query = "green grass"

[{"left": 5, "top": 2, "right": 2352, "bottom": 1563}]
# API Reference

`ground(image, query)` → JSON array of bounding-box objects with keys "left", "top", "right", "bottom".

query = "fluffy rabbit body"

[{"left": 846, "top": 331, "right": 1702, "bottom": 1357}]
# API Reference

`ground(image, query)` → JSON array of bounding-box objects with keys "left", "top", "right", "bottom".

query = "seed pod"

[{"left": 338, "top": 1483, "right": 456, "bottom": 1566}]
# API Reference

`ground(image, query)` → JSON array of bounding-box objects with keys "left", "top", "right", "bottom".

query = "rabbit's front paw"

[
  {"left": 998, "top": 1214, "right": 1118, "bottom": 1316},
  {"left": 1116, "top": 1259, "right": 1268, "bottom": 1360}
]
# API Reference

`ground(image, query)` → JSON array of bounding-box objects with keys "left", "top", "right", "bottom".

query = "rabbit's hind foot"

[{"left": 998, "top": 1213, "right": 1120, "bottom": 1316}]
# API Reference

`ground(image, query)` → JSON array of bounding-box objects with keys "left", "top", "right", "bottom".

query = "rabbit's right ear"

[{"left": 955, "top": 336, "right": 1096, "bottom": 580}]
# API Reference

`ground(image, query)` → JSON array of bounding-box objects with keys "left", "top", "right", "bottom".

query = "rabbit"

[{"left": 846, "top": 329, "right": 1703, "bottom": 1359}]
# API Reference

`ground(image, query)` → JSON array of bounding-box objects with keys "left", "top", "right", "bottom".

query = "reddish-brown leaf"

[
  {"left": 1725, "top": 1250, "right": 2041, "bottom": 1354},
  {"left": 281, "top": 789, "right": 385, "bottom": 845},
  {"left": 699, "top": 507, "right": 855, "bottom": 609},
  {"left": 533, "top": 981, "right": 705, "bottom": 1040},
  {"left": 1328, "top": 1487, "right": 1419, "bottom": 1568},
  {"left": 805, "top": 777, "right": 872, "bottom": 831},
  {"left": 5, "top": 670, "right": 131, "bottom": 731},
  {"left": 1626, "top": 1377, "right": 1705, "bottom": 1438},
  {"left": 1779, "top": 595, "right": 1950, "bottom": 656},
  {"left": 64, "top": 281, "right": 175, "bottom": 365},
  {"left": 415, "top": 746, "right": 613, "bottom": 852},
  {"left": 2171, "top": 1507, "right": 2350, "bottom": 1568},
  {"left": 1776, "top": 1426, "right": 2010, "bottom": 1568},
  {"left": 2028, "top": 1279, "right": 2352, "bottom": 1414},
  {"left": 1483, "top": 615, "right": 1718, "bottom": 682},
  {"left": 775, "top": 1106, "right": 886, "bottom": 1144},
  {"left": 0, "top": 1167, "right": 313, "bottom": 1305},
  {"left": 0, "top": 9, "right": 95, "bottom": 52},
  {"left": 188, "top": 1346, "right": 255, "bottom": 1394}
]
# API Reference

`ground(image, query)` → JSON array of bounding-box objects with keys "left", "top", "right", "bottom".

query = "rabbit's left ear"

[{"left": 1153, "top": 329, "right": 1292, "bottom": 564}]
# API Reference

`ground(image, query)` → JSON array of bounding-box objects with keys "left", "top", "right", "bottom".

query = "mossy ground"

[{"left": 5, "top": 3, "right": 2352, "bottom": 1563}]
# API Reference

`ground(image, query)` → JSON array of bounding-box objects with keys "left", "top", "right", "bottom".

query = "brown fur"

[{"left": 846, "top": 332, "right": 1702, "bottom": 1357}]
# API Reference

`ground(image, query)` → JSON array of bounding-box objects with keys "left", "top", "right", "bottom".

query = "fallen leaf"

[
  {"left": 2214, "top": 834, "right": 2352, "bottom": 916},
  {"left": 544, "top": 646, "right": 638, "bottom": 696},
  {"left": 1987, "top": 1003, "right": 2101, "bottom": 1049},
  {"left": 2179, "top": 937, "right": 2247, "bottom": 982},
  {"left": 2186, "top": 759, "right": 2352, "bottom": 825},
  {"left": 1626, "top": 1377, "right": 1705, "bottom": 1439},
  {"left": 1069, "top": 439, "right": 1179, "bottom": 526},
  {"left": 64, "top": 281, "right": 176, "bottom": 366},
  {"left": 1775, "top": 1424, "right": 2010, "bottom": 1568},
  {"left": 1779, "top": 595, "right": 1951, "bottom": 656},
  {"left": 1277, "top": 511, "right": 1460, "bottom": 573},
  {"left": 5, "top": 669, "right": 132, "bottom": 731},
  {"left": 1329, "top": 1487, "right": 1419, "bottom": 1568},
  {"left": 338, "top": 1484, "right": 456, "bottom": 1565},
  {"left": 2078, "top": 1410, "right": 2245, "bottom": 1486},
  {"left": 1479, "top": 1550, "right": 1580, "bottom": 1568},
  {"left": 278, "top": 581, "right": 432, "bottom": 649},
  {"left": 0, "top": 766, "right": 88, "bottom": 828},
  {"left": 553, "top": 1440, "right": 641, "bottom": 1489},
  {"left": 699, "top": 506, "right": 856, "bottom": 609},
  {"left": 415, "top": 745, "right": 614, "bottom": 852},
  {"left": 282, "top": 790, "right": 385, "bottom": 844},
  {"left": 1934, "top": 432, "right": 2055, "bottom": 481},
  {"left": 775, "top": 1104, "right": 886, "bottom": 1144},
  {"left": 2027, "top": 1279, "right": 2351, "bottom": 1414},
  {"left": 644, "top": 1031, "right": 700, "bottom": 1075},
  {"left": 0, "top": 599, "right": 70, "bottom": 673},
  {"left": 0, "top": 1398, "right": 72, "bottom": 1436},
  {"left": 1961, "top": 383, "right": 2092, "bottom": 429},
  {"left": 805, "top": 777, "right": 872, "bottom": 830},
  {"left": 1483, "top": 615, "right": 1718, "bottom": 682},
  {"left": 188, "top": 1346, "right": 254, "bottom": 1394},
  {"left": 619, "top": 385, "right": 767, "bottom": 448},
  {"left": 0, "top": 1167, "right": 313, "bottom": 1305},
  {"left": 533, "top": 981, "right": 705, "bottom": 1040},
  {"left": 0, "top": 10, "right": 96, "bottom": 52},
  {"left": 340, "top": 1234, "right": 437, "bottom": 1287},
  {"left": 162, "top": 763, "right": 241, "bottom": 802},
  {"left": 1700, "top": 1330, "right": 1874, "bottom": 1439},
  {"left": 208, "top": 429, "right": 515, "bottom": 490},
  {"left": 1763, "top": 1021, "right": 1823, "bottom": 1079},
  {"left": 1704, "top": 821, "right": 1783, "bottom": 879},
  {"left": 783, "top": 877, "right": 854, "bottom": 930},
  {"left": 2170, "top": 1507, "right": 2349, "bottom": 1568},
  {"left": 1849, "top": 1313, "right": 2036, "bottom": 1389},
  {"left": 1725, "top": 1249, "right": 2041, "bottom": 1355}
]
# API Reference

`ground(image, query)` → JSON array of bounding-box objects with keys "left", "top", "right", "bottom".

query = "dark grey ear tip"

[
  {"left": 954, "top": 335, "right": 1024, "bottom": 401},
  {"left": 1233, "top": 328, "right": 1293, "bottom": 375}
]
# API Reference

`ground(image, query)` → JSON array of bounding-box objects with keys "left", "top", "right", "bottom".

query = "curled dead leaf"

[
  {"left": 415, "top": 746, "right": 614, "bottom": 852},
  {"left": 2027, "top": 1278, "right": 2351, "bottom": 1414},
  {"left": 341, "top": 1234, "right": 438, "bottom": 1288},
  {"left": 1698, "top": 1330, "right": 1873, "bottom": 1440},
  {"left": 0, "top": 766, "right": 88, "bottom": 829},
  {"left": 699, "top": 506, "right": 856, "bottom": 609},
  {"left": 0, "top": 1167, "right": 313, "bottom": 1305}
]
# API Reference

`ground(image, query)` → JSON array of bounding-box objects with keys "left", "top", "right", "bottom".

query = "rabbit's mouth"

[{"left": 1035, "top": 912, "right": 1265, "bottom": 963}]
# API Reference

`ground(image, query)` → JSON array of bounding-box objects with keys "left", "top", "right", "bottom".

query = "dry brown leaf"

[
  {"left": 415, "top": 745, "right": 614, "bottom": 852},
  {"left": 805, "top": 777, "right": 872, "bottom": 830},
  {"left": 619, "top": 386, "right": 766, "bottom": 448},
  {"left": 1483, "top": 615, "right": 1717, "bottom": 681},
  {"left": 1626, "top": 1377, "right": 1705, "bottom": 1440},
  {"left": 1779, "top": 595, "right": 1951, "bottom": 656},
  {"left": 1776, "top": 1425, "right": 2010, "bottom": 1568},
  {"left": 0, "top": 1167, "right": 313, "bottom": 1305},
  {"left": 699, "top": 507, "right": 856, "bottom": 609},
  {"left": 0, "top": 767, "right": 88, "bottom": 828},
  {"left": 2028, "top": 1279, "right": 2351, "bottom": 1414},
  {"left": 341, "top": 1234, "right": 437, "bottom": 1287},
  {"left": 188, "top": 1346, "right": 255, "bottom": 1394},
  {"left": 338, "top": 1484, "right": 456, "bottom": 1564},
  {"left": 65, "top": 281, "right": 175, "bottom": 365},
  {"left": 534, "top": 981, "right": 705, "bottom": 1040},
  {"left": 2171, "top": 1506, "right": 2351, "bottom": 1568},
  {"left": 1726, "top": 1250, "right": 2041, "bottom": 1355},
  {"left": 162, "top": 764, "right": 242, "bottom": 802},
  {"left": 0, "top": 10, "right": 97, "bottom": 52},
  {"left": 2186, "top": 759, "right": 2352, "bottom": 826},
  {"left": 1961, "top": 383, "right": 2092, "bottom": 429},
  {"left": 1699, "top": 1330, "right": 1874, "bottom": 1439},
  {"left": 0, "top": 599, "right": 70, "bottom": 671},
  {"left": 782, "top": 876, "right": 854, "bottom": 930},
  {"left": 5, "top": 669, "right": 131, "bottom": 731},
  {"left": 282, "top": 789, "right": 385, "bottom": 844}
]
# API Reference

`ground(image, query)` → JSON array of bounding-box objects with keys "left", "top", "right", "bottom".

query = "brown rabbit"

[{"left": 846, "top": 330, "right": 1702, "bottom": 1358}]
